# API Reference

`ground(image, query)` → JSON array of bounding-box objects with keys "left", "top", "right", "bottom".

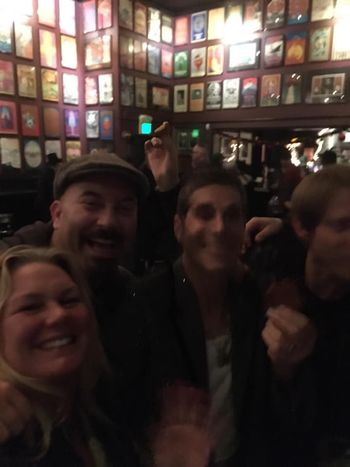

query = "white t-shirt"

[{"left": 206, "top": 334, "right": 237, "bottom": 465}]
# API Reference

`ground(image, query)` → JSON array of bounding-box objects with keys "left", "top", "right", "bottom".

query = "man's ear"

[
  {"left": 291, "top": 216, "right": 311, "bottom": 244},
  {"left": 174, "top": 214, "right": 183, "bottom": 244},
  {"left": 50, "top": 200, "right": 62, "bottom": 229}
]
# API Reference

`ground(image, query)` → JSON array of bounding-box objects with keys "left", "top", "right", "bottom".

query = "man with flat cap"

[{"left": 0, "top": 142, "right": 178, "bottom": 447}]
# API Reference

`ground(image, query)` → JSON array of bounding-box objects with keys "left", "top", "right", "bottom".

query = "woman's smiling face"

[{"left": 1, "top": 262, "right": 90, "bottom": 383}]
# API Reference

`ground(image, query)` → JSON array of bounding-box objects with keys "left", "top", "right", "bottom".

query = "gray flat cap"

[{"left": 53, "top": 153, "right": 150, "bottom": 199}]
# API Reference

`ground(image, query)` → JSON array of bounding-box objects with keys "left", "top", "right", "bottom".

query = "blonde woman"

[{"left": 0, "top": 246, "right": 140, "bottom": 467}]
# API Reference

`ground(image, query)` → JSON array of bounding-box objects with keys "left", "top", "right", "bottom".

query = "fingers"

[
  {"left": 266, "top": 306, "right": 310, "bottom": 338},
  {"left": 254, "top": 218, "right": 282, "bottom": 243},
  {"left": 154, "top": 121, "right": 170, "bottom": 136},
  {"left": 0, "top": 382, "right": 32, "bottom": 442},
  {"left": 145, "top": 137, "right": 163, "bottom": 151},
  {"left": 263, "top": 305, "right": 317, "bottom": 379},
  {"left": 160, "top": 384, "right": 209, "bottom": 428},
  {"left": 244, "top": 217, "right": 282, "bottom": 246}
]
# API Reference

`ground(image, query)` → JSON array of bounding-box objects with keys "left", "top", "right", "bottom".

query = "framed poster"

[
  {"left": 207, "top": 7, "right": 225, "bottom": 40},
  {"left": 20, "top": 104, "right": 39, "bottom": 136},
  {"left": 174, "top": 50, "right": 189, "bottom": 78},
  {"left": 24, "top": 140, "right": 42, "bottom": 168},
  {"left": 85, "top": 76, "right": 98, "bottom": 105},
  {"left": 0, "top": 101, "right": 18, "bottom": 134},
  {"left": 226, "top": 4, "right": 243, "bottom": 32},
  {"left": 65, "top": 109, "right": 80, "bottom": 137},
  {"left": 175, "top": 16, "right": 189, "bottom": 45},
  {"left": 282, "top": 73, "right": 302, "bottom": 104},
  {"left": 161, "top": 49, "right": 173, "bottom": 79},
  {"left": 191, "top": 11, "right": 207, "bottom": 43},
  {"left": 222, "top": 78, "right": 240, "bottom": 109},
  {"left": 98, "top": 73, "right": 113, "bottom": 104},
  {"left": 0, "top": 23, "right": 12, "bottom": 54},
  {"left": 147, "top": 45, "right": 160, "bottom": 75},
  {"left": 309, "top": 72, "right": 346, "bottom": 103},
  {"left": 0, "top": 60, "right": 15, "bottom": 95},
  {"left": 119, "top": 0, "right": 133, "bottom": 30},
  {"left": 39, "top": 29, "right": 57, "bottom": 68},
  {"left": 86, "top": 110, "right": 99, "bottom": 138},
  {"left": 244, "top": 0, "right": 263, "bottom": 32},
  {"left": 206, "top": 81, "right": 222, "bottom": 110},
  {"left": 83, "top": 0, "right": 96, "bottom": 33},
  {"left": 174, "top": 84, "right": 188, "bottom": 112},
  {"left": 207, "top": 44, "right": 224, "bottom": 76},
  {"left": 264, "top": 35, "right": 284, "bottom": 67},
  {"left": 265, "top": 0, "right": 286, "bottom": 29},
  {"left": 152, "top": 86, "right": 170, "bottom": 108},
  {"left": 14, "top": 23, "right": 33, "bottom": 59},
  {"left": 191, "top": 47, "right": 206, "bottom": 78},
  {"left": 120, "top": 35, "right": 134, "bottom": 69},
  {"left": 63, "top": 73, "right": 79, "bottom": 105},
  {"left": 135, "top": 77, "right": 147, "bottom": 108},
  {"left": 38, "top": 0, "right": 56, "bottom": 27},
  {"left": 190, "top": 82, "right": 204, "bottom": 111},
  {"left": 162, "top": 15, "right": 173, "bottom": 44},
  {"left": 332, "top": 22, "right": 350, "bottom": 60},
  {"left": 228, "top": 40, "right": 260, "bottom": 71},
  {"left": 134, "top": 39, "right": 147, "bottom": 72},
  {"left": 45, "top": 140, "right": 62, "bottom": 159},
  {"left": 17, "top": 64, "right": 37, "bottom": 98},
  {"left": 260, "top": 73, "right": 281, "bottom": 106},
  {"left": 41, "top": 69, "right": 59, "bottom": 102},
  {"left": 43, "top": 107, "right": 60, "bottom": 137},
  {"left": 120, "top": 73, "right": 134, "bottom": 106},
  {"left": 61, "top": 35, "right": 77, "bottom": 69},
  {"left": 134, "top": 2, "right": 147, "bottom": 35},
  {"left": 309, "top": 27, "right": 331, "bottom": 61},
  {"left": 241, "top": 77, "right": 258, "bottom": 108},
  {"left": 285, "top": 32, "right": 306, "bottom": 65},
  {"left": 97, "top": 0, "right": 112, "bottom": 29},
  {"left": 311, "top": 0, "right": 334, "bottom": 21},
  {"left": 288, "top": 0, "right": 309, "bottom": 24},
  {"left": 59, "top": 0, "right": 76, "bottom": 36},
  {"left": 85, "top": 35, "right": 111, "bottom": 70},
  {"left": 100, "top": 110, "right": 113, "bottom": 140},
  {"left": 66, "top": 141, "right": 81, "bottom": 161},
  {"left": 148, "top": 8, "right": 161, "bottom": 42},
  {"left": 0, "top": 138, "right": 21, "bottom": 168}
]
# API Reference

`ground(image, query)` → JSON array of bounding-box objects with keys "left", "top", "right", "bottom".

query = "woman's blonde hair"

[{"left": 0, "top": 245, "right": 110, "bottom": 457}]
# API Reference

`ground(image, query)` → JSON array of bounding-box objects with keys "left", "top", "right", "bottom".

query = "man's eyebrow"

[{"left": 79, "top": 191, "right": 100, "bottom": 198}]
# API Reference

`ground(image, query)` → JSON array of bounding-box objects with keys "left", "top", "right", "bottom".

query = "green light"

[
  {"left": 191, "top": 129, "right": 200, "bottom": 138},
  {"left": 141, "top": 122, "right": 152, "bottom": 135}
]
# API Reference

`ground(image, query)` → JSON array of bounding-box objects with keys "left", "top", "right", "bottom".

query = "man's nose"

[
  {"left": 96, "top": 207, "right": 117, "bottom": 228},
  {"left": 212, "top": 214, "right": 225, "bottom": 233}
]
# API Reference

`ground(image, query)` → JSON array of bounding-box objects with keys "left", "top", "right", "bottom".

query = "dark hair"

[
  {"left": 320, "top": 150, "right": 337, "bottom": 166},
  {"left": 176, "top": 168, "right": 247, "bottom": 217}
]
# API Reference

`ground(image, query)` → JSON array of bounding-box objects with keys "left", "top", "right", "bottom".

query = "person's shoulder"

[{"left": 0, "top": 221, "right": 52, "bottom": 250}]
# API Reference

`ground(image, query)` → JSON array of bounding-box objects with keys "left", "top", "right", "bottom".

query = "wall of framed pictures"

[
  {"left": 0, "top": 0, "right": 84, "bottom": 167},
  {"left": 0, "top": 0, "right": 117, "bottom": 167},
  {"left": 115, "top": 0, "right": 350, "bottom": 154},
  {"left": 170, "top": 0, "right": 350, "bottom": 125}
]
